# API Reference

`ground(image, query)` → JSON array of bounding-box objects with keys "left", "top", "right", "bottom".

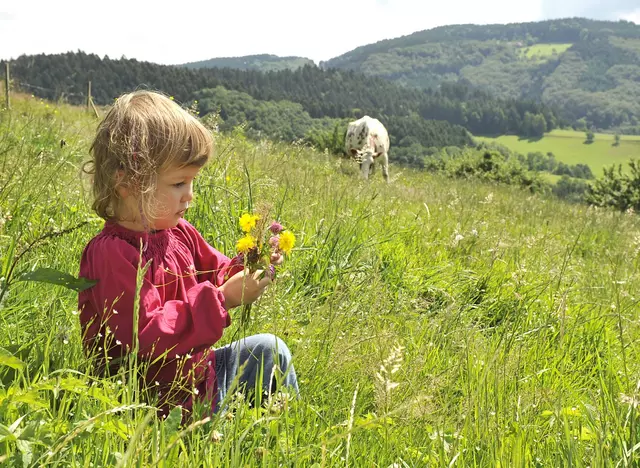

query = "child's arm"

[{"left": 80, "top": 239, "right": 229, "bottom": 360}]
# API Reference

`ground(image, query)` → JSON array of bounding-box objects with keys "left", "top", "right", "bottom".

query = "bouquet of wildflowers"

[{"left": 234, "top": 208, "right": 295, "bottom": 324}]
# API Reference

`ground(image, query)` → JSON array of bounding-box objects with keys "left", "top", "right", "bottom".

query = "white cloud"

[
  {"left": 0, "top": 0, "right": 545, "bottom": 65},
  {"left": 540, "top": 0, "right": 640, "bottom": 21},
  {"left": 622, "top": 8, "right": 640, "bottom": 24}
]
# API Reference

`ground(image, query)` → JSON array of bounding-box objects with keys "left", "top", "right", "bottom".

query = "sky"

[{"left": 0, "top": 0, "right": 639, "bottom": 66}]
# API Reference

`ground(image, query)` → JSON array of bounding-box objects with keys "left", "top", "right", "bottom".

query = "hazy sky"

[{"left": 1, "top": 0, "right": 639, "bottom": 65}]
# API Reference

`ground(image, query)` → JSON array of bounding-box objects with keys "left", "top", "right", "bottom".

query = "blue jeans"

[{"left": 213, "top": 333, "right": 298, "bottom": 412}]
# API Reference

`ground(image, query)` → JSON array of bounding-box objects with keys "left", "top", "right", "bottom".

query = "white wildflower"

[
  {"left": 633, "top": 234, "right": 640, "bottom": 257},
  {"left": 481, "top": 192, "right": 494, "bottom": 204},
  {"left": 374, "top": 342, "right": 404, "bottom": 414},
  {"left": 452, "top": 233, "right": 464, "bottom": 246},
  {"left": 621, "top": 393, "right": 640, "bottom": 408}
]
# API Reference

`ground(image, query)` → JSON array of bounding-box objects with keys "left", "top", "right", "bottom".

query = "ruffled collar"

[{"left": 102, "top": 221, "right": 172, "bottom": 263}]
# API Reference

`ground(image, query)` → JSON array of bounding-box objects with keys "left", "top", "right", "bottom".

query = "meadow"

[
  {"left": 1, "top": 96, "right": 640, "bottom": 466},
  {"left": 476, "top": 129, "right": 640, "bottom": 176},
  {"left": 518, "top": 43, "right": 573, "bottom": 60}
]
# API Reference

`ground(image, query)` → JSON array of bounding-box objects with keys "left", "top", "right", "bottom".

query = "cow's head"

[{"left": 349, "top": 148, "right": 373, "bottom": 164}]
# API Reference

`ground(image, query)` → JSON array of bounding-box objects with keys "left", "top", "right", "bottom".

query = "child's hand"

[
  {"left": 270, "top": 252, "right": 284, "bottom": 266},
  {"left": 219, "top": 269, "right": 271, "bottom": 309}
]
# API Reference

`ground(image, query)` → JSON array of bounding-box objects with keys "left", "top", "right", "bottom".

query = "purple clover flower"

[
  {"left": 269, "top": 222, "right": 284, "bottom": 234},
  {"left": 269, "top": 236, "right": 280, "bottom": 248}
]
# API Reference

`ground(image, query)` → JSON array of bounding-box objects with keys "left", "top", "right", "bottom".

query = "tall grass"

[{"left": 1, "top": 95, "right": 640, "bottom": 466}]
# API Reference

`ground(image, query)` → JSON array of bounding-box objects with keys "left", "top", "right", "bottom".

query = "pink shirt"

[{"left": 78, "top": 218, "right": 243, "bottom": 414}]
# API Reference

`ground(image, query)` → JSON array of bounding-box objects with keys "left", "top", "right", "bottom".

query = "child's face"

[{"left": 151, "top": 164, "right": 202, "bottom": 230}]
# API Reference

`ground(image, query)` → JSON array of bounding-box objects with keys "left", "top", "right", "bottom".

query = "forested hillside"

[
  {"left": 6, "top": 52, "right": 557, "bottom": 137},
  {"left": 180, "top": 54, "right": 314, "bottom": 72},
  {"left": 322, "top": 18, "right": 640, "bottom": 133}
]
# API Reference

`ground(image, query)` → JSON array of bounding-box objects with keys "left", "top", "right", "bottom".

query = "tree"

[
  {"left": 586, "top": 160, "right": 640, "bottom": 211},
  {"left": 523, "top": 112, "right": 547, "bottom": 138},
  {"left": 585, "top": 130, "right": 595, "bottom": 144}
]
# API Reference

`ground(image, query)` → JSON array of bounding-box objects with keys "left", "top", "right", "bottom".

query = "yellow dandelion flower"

[
  {"left": 236, "top": 234, "right": 256, "bottom": 253},
  {"left": 239, "top": 213, "right": 260, "bottom": 233},
  {"left": 278, "top": 231, "right": 296, "bottom": 254}
]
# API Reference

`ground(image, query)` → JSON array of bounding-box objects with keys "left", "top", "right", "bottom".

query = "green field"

[
  {"left": 477, "top": 129, "right": 640, "bottom": 176},
  {"left": 2, "top": 97, "right": 640, "bottom": 466},
  {"left": 519, "top": 43, "right": 573, "bottom": 60}
]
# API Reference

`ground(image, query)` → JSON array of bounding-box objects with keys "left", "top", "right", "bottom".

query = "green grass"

[
  {"left": 476, "top": 129, "right": 640, "bottom": 176},
  {"left": 2, "top": 96, "right": 640, "bottom": 466},
  {"left": 540, "top": 172, "right": 562, "bottom": 183},
  {"left": 519, "top": 43, "right": 573, "bottom": 60}
]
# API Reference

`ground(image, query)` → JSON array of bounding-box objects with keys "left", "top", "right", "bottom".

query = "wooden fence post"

[
  {"left": 4, "top": 62, "right": 10, "bottom": 110},
  {"left": 90, "top": 97, "right": 100, "bottom": 119},
  {"left": 86, "top": 80, "right": 91, "bottom": 110}
]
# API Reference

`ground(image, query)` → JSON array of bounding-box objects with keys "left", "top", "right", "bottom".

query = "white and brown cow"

[{"left": 345, "top": 116, "right": 390, "bottom": 182}]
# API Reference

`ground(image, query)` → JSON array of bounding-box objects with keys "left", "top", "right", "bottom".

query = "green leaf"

[
  {"left": 87, "top": 385, "right": 119, "bottom": 406},
  {"left": 0, "top": 347, "right": 25, "bottom": 370},
  {"left": 18, "top": 421, "right": 40, "bottom": 441},
  {"left": 164, "top": 406, "right": 182, "bottom": 439},
  {"left": 16, "top": 439, "right": 32, "bottom": 466},
  {"left": 17, "top": 268, "right": 97, "bottom": 292},
  {"left": 0, "top": 423, "right": 16, "bottom": 443},
  {"left": 11, "top": 391, "right": 49, "bottom": 409},
  {"left": 99, "top": 419, "right": 131, "bottom": 441},
  {"left": 8, "top": 414, "right": 27, "bottom": 434},
  {"left": 57, "top": 376, "right": 88, "bottom": 393}
]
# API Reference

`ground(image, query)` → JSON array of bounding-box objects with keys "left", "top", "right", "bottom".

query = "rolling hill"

[
  {"left": 180, "top": 54, "right": 314, "bottom": 72},
  {"left": 5, "top": 51, "right": 559, "bottom": 167},
  {"left": 322, "top": 18, "right": 640, "bottom": 133}
]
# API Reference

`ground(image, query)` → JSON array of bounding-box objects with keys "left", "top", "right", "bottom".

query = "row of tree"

[
  {"left": 420, "top": 144, "right": 638, "bottom": 211},
  {"left": 193, "top": 86, "right": 474, "bottom": 168}
]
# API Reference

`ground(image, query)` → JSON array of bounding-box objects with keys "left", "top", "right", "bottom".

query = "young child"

[{"left": 78, "top": 90, "right": 298, "bottom": 416}]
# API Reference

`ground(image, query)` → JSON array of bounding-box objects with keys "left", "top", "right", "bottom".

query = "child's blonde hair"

[{"left": 85, "top": 90, "right": 212, "bottom": 222}]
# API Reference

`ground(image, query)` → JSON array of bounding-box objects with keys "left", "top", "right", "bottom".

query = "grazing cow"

[{"left": 345, "top": 116, "right": 390, "bottom": 182}]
